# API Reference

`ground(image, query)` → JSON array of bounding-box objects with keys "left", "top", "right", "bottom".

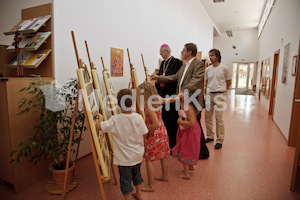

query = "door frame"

[
  {"left": 259, "top": 61, "right": 263, "bottom": 101},
  {"left": 269, "top": 50, "right": 280, "bottom": 116},
  {"left": 290, "top": 36, "right": 300, "bottom": 191}
]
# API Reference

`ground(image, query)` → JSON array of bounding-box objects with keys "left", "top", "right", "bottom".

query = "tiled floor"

[{"left": 1, "top": 90, "right": 300, "bottom": 200}]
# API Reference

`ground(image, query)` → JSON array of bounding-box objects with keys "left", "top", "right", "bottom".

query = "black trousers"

[
  {"left": 162, "top": 104, "right": 178, "bottom": 149},
  {"left": 197, "top": 111, "right": 209, "bottom": 157}
]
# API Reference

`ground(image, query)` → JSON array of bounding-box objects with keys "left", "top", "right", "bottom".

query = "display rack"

[
  {"left": 0, "top": 3, "right": 54, "bottom": 193},
  {"left": 4, "top": 16, "right": 51, "bottom": 75},
  {"left": 2, "top": 4, "right": 53, "bottom": 77}
]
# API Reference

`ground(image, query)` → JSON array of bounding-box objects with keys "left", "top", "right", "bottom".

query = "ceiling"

[{"left": 198, "top": 0, "right": 268, "bottom": 36}]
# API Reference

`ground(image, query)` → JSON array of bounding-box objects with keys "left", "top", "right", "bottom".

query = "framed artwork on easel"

[{"left": 77, "top": 68, "right": 111, "bottom": 179}]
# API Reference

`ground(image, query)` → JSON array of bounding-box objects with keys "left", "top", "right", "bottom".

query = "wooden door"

[
  {"left": 269, "top": 50, "right": 280, "bottom": 116},
  {"left": 289, "top": 39, "right": 300, "bottom": 147},
  {"left": 290, "top": 37, "right": 300, "bottom": 190},
  {"left": 259, "top": 61, "right": 263, "bottom": 100}
]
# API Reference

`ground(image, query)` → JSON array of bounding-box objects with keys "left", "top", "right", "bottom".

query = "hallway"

[{"left": 1, "top": 91, "right": 300, "bottom": 200}]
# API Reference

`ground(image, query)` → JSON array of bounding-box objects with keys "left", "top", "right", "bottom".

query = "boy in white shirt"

[{"left": 95, "top": 89, "right": 148, "bottom": 200}]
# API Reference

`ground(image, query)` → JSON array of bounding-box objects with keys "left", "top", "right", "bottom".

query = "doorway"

[
  {"left": 269, "top": 50, "right": 280, "bottom": 116},
  {"left": 231, "top": 63, "right": 255, "bottom": 89}
]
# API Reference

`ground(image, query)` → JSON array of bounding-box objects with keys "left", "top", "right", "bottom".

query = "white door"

[{"left": 231, "top": 63, "right": 254, "bottom": 89}]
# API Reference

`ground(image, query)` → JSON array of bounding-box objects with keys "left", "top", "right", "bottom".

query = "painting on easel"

[
  {"left": 111, "top": 47, "right": 123, "bottom": 76},
  {"left": 91, "top": 69, "right": 114, "bottom": 151},
  {"left": 77, "top": 68, "right": 111, "bottom": 179}
]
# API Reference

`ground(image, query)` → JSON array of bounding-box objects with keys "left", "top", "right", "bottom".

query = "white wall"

[
  {"left": 257, "top": 0, "right": 300, "bottom": 140},
  {"left": 213, "top": 28, "right": 258, "bottom": 73},
  {"left": 0, "top": 0, "right": 215, "bottom": 158},
  {"left": 0, "top": 0, "right": 53, "bottom": 45},
  {"left": 53, "top": 0, "right": 214, "bottom": 157},
  {"left": 53, "top": 0, "right": 214, "bottom": 91}
]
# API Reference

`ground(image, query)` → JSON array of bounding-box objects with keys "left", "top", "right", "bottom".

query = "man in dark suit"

[
  {"left": 151, "top": 43, "right": 209, "bottom": 159},
  {"left": 156, "top": 44, "right": 182, "bottom": 149}
]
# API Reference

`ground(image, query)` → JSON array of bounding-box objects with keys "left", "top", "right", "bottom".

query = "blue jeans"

[{"left": 118, "top": 163, "right": 143, "bottom": 195}]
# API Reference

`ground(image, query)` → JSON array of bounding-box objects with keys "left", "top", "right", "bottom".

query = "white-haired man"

[{"left": 156, "top": 44, "right": 182, "bottom": 149}]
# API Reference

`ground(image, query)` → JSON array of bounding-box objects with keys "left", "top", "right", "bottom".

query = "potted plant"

[{"left": 10, "top": 75, "right": 85, "bottom": 188}]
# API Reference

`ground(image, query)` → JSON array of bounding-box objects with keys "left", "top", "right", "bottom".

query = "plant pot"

[{"left": 51, "top": 162, "right": 75, "bottom": 188}]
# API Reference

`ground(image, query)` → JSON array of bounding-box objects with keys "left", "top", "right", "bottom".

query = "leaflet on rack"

[
  {"left": 8, "top": 52, "right": 46, "bottom": 66},
  {"left": 6, "top": 15, "right": 51, "bottom": 33},
  {"left": 7, "top": 32, "right": 51, "bottom": 50}
]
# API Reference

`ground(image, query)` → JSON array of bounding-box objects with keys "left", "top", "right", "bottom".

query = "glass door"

[
  {"left": 238, "top": 64, "right": 248, "bottom": 88},
  {"left": 232, "top": 63, "right": 255, "bottom": 89}
]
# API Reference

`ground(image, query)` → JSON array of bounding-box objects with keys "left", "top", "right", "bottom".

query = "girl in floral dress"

[
  {"left": 137, "top": 82, "right": 177, "bottom": 192},
  {"left": 172, "top": 89, "right": 201, "bottom": 179}
]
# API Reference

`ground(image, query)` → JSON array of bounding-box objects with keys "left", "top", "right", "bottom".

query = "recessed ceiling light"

[{"left": 226, "top": 30, "right": 233, "bottom": 37}]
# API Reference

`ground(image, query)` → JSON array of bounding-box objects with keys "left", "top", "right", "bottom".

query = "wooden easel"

[
  {"left": 141, "top": 53, "right": 150, "bottom": 82},
  {"left": 62, "top": 31, "right": 109, "bottom": 200},
  {"left": 141, "top": 53, "right": 157, "bottom": 85},
  {"left": 85, "top": 40, "right": 117, "bottom": 185},
  {"left": 100, "top": 57, "right": 118, "bottom": 116},
  {"left": 127, "top": 48, "right": 145, "bottom": 120},
  {"left": 85, "top": 41, "right": 114, "bottom": 150}
]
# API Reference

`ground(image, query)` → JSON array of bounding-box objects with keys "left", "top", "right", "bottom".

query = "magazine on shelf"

[
  {"left": 24, "top": 53, "right": 45, "bottom": 65},
  {"left": 8, "top": 52, "right": 32, "bottom": 65},
  {"left": 5, "top": 15, "right": 51, "bottom": 34},
  {"left": 7, "top": 52, "right": 46, "bottom": 66},
  {"left": 18, "top": 19, "right": 35, "bottom": 31},
  {"left": 7, "top": 19, "right": 30, "bottom": 32},
  {"left": 6, "top": 31, "right": 51, "bottom": 50},
  {"left": 26, "top": 15, "right": 51, "bottom": 32}
]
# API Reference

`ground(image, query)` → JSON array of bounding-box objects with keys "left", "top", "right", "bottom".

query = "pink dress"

[
  {"left": 172, "top": 109, "right": 201, "bottom": 165},
  {"left": 144, "top": 110, "right": 170, "bottom": 162}
]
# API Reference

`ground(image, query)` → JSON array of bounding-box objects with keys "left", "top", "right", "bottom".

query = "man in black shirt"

[{"left": 156, "top": 44, "right": 182, "bottom": 149}]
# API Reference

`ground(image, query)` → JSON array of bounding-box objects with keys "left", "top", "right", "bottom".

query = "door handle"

[{"left": 295, "top": 99, "right": 300, "bottom": 102}]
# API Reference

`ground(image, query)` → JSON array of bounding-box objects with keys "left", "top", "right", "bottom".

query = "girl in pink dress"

[
  {"left": 172, "top": 89, "right": 201, "bottom": 179},
  {"left": 137, "top": 82, "right": 177, "bottom": 192}
]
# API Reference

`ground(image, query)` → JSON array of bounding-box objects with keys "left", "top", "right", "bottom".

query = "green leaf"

[
  {"left": 17, "top": 156, "right": 22, "bottom": 163},
  {"left": 20, "top": 141, "right": 26, "bottom": 147},
  {"left": 19, "top": 87, "right": 27, "bottom": 92},
  {"left": 10, "top": 150, "right": 16, "bottom": 156}
]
